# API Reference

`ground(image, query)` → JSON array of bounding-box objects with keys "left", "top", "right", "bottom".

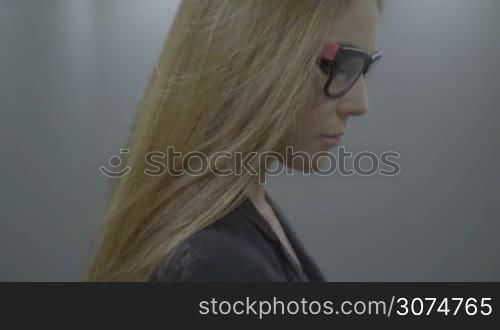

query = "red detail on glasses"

[{"left": 321, "top": 42, "right": 339, "bottom": 60}]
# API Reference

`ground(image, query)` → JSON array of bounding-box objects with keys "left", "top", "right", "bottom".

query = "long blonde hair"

[{"left": 88, "top": 0, "right": 383, "bottom": 281}]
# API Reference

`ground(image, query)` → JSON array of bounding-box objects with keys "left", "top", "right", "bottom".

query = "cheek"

[
  {"left": 311, "top": 75, "right": 333, "bottom": 117},
  {"left": 308, "top": 91, "right": 331, "bottom": 128},
  {"left": 294, "top": 102, "right": 326, "bottom": 150},
  {"left": 312, "top": 68, "right": 327, "bottom": 98},
  {"left": 289, "top": 71, "right": 335, "bottom": 149},
  {"left": 281, "top": 99, "right": 334, "bottom": 172}
]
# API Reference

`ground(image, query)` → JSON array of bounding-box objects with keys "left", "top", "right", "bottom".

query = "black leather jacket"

[{"left": 152, "top": 196, "right": 326, "bottom": 282}]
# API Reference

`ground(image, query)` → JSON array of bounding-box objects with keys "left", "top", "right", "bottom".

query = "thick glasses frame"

[{"left": 317, "top": 45, "right": 383, "bottom": 99}]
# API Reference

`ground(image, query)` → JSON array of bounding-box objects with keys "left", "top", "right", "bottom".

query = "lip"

[{"left": 320, "top": 133, "right": 344, "bottom": 146}]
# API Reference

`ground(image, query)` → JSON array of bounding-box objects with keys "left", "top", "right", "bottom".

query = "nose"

[{"left": 336, "top": 77, "right": 369, "bottom": 118}]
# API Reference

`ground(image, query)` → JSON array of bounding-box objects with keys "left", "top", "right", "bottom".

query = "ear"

[{"left": 321, "top": 42, "right": 339, "bottom": 60}]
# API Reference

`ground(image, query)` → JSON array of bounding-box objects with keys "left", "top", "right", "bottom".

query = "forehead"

[{"left": 325, "top": 0, "right": 380, "bottom": 54}]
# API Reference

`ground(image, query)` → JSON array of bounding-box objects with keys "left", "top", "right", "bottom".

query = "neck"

[{"left": 248, "top": 184, "right": 268, "bottom": 209}]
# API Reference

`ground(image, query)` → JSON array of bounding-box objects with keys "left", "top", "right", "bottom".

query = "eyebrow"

[{"left": 337, "top": 41, "right": 378, "bottom": 55}]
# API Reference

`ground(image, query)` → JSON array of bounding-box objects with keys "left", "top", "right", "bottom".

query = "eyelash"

[{"left": 318, "top": 59, "right": 331, "bottom": 75}]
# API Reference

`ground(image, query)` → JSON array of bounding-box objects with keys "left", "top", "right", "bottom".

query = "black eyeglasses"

[{"left": 316, "top": 43, "right": 382, "bottom": 99}]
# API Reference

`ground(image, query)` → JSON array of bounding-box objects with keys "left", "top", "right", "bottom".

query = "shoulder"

[{"left": 153, "top": 228, "right": 279, "bottom": 282}]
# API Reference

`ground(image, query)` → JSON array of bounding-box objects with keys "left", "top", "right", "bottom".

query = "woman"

[{"left": 88, "top": 0, "right": 383, "bottom": 282}]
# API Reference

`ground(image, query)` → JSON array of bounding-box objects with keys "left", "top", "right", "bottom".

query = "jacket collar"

[{"left": 237, "top": 194, "right": 326, "bottom": 282}]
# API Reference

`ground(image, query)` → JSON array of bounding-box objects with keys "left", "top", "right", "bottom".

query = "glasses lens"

[
  {"left": 364, "top": 55, "right": 381, "bottom": 77},
  {"left": 328, "top": 55, "right": 365, "bottom": 97}
]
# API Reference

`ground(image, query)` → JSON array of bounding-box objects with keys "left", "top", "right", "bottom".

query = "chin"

[
  {"left": 283, "top": 152, "right": 324, "bottom": 174},
  {"left": 283, "top": 142, "right": 337, "bottom": 174}
]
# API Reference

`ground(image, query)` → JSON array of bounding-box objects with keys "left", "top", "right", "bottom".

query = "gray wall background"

[{"left": 0, "top": 0, "right": 498, "bottom": 281}]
